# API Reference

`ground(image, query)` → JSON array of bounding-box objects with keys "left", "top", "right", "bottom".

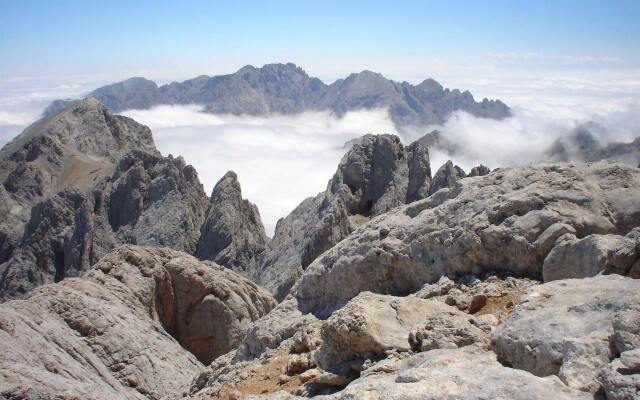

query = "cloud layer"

[{"left": 122, "top": 106, "right": 396, "bottom": 235}]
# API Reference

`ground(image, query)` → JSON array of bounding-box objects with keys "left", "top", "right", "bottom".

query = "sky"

[{"left": 1, "top": 0, "right": 640, "bottom": 234}]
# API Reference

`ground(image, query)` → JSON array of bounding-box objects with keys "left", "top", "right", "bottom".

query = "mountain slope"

[
  {"left": 0, "top": 99, "right": 209, "bottom": 300},
  {"left": 44, "top": 63, "right": 511, "bottom": 128}
]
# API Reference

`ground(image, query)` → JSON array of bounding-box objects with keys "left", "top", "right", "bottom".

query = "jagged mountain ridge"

[{"left": 44, "top": 63, "right": 511, "bottom": 128}]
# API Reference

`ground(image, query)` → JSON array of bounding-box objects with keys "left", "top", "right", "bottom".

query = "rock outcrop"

[
  {"left": 289, "top": 161, "right": 640, "bottom": 318},
  {"left": 45, "top": 63, "right": 511, "bottom": 129},
  {"left": 428, "top": 160, "right": 466, "bottom": 195},
  {"left": 492, "top": 275, "right": 640, "bottom": 395},
  {"left": 255, "top": 134, "right": 432, "bottom": 300},
  {"left": 196, "top": 171, "right": 268, "bottom": 279},
  {"left": 314, "top": 292, "right": 490, "bottom": 370},
  {"left": 0, "top": 245, "right": 276, "bottom": 399},
  {"left": 0, "top": 99, "right": 209, "bottom": 300},
  {"left": 316, "top": 346, "right": 591, "bottom": 400}
]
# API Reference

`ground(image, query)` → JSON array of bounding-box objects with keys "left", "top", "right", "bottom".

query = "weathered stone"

[
  {"left": 0, "top": 245, "right": 275, "bottom": 398},
  {"left": 428, "top": 160, "right": 465, "bottom": 195},
  {"left": 196, "top": 171, "right": 268, "bottom": 279},
  {"left": 492, "top": 275, "right": 640, "bottom": 395},
  {"left": 0, "top": 100, "right": 209, "bottom": 301},
  {"left": 291, "top": 161, "right": 640, "bottom": 318},
  {"left": 543, "top": 228, "right": 640, "bottom": 281},
  {"left": 321, "top": 347, "right": 591, "bottom": 400},
  {"left": 313, "top": 292, "right": 487, "bottom": 370},
  {"left": 255, "top": 134, "right": 432, "bottom": 300}
]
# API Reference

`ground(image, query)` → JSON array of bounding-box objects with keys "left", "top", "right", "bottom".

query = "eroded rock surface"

[
  {"left": 256, "top": 134, "right": 432, "bottom": 300},
  {"left": 291, "top": 161, "right": 640, "bottom": 317},
  {"left": 0, "top": 100, "right": 209, "bottom": 300},
  {"left": 196, "top": 171, "right": 269, "bottom": 278},
  {"left": 492, "top": 275, "right": 640, "bottom": 394},
  {"left": 0, "top": 245, "right": 276, "bottom": 399},
  {"left": 317, "top": 347, "right": 591, "bottom": 400}
]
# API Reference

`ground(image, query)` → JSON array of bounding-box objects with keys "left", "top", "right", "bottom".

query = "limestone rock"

[
  {"left": 321, "top": 347, "right": 590, "bottom": 400},
  {"left": 543, "top": 228, "right": 640, "bottom": 281},
  {"left": 196, "top": 171, "right": 268, "bottom": 279},
  {"left": 0, "top": 149, "right": 209, "bottom": 301},
  {"left": 291, "top": 161, "right": 640, "bottom": 318},
  {"left": 314, "top": 292, "right": 488, "bottom": 370},
  {"left": 428, "top": 160, "right": 465, "bottom": 195},
  {"left": 0, "top": 98, "right": 157, "bottom": 269},
  {"left": 0, "top": 245, "right": 276, "bottom": 399},
  {"left": 601, "top": 356, "right": 640, "bottom": 400},
  {"left": 0, "top": 100, "right": 209, "bottom": 300},
  {"left": 255, "top": 134, "right": 432, "bottom": 300},
  {"left": 468, "top": 164, "right": 491, "bottom": 177},
  {"left": 491, "top": 275, "right": 640, "bottom": 394},
  {"left": 45, "top": 63, "right": 511, "bottom": 130},
  {"left": 412, "top": 275, "right": 534, "bottom": 322}
]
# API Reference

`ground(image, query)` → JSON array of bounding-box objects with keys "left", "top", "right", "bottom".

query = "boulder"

[
  {"left": 314, "top": 292, "right": 488, "bottom": 370},
  {"left": 543, "top": 228, "right": 640, "bottom": 281},
  {"left": 491, "top": 275, "right": 640, "bottom": 394},
  {"left": 321, "top": 347, "right": 590, "bottom": 400}
]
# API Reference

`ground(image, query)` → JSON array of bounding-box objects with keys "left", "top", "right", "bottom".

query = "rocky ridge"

[
  {"left": 44, "top": 63, "right": 511, "bottom": 129},
  {"left": 254, "top": 134, "right": 433, "bottom": 300},
  {"left": 0, "top": 99, "right": 210, "bottom": 300}
]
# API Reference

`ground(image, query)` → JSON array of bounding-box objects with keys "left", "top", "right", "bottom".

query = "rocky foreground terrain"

[{"left": 1, "top": 99, "right": 639, "bottom": 399}]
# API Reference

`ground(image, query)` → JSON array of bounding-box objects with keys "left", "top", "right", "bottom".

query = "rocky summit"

[
  {"left": 1, "top": 98, "right": 640, "bottom": 400},
  {"left": 44, "top": 63, "right": 511, "bottom": 129}
]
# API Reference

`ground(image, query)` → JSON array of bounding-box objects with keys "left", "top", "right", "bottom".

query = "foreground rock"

[
  {"left": 315, "top": 292, "right": 490, "bottom": 370},
  {"left": 291, "top": 161, "right": 640, "bottom": 317},
  {"left": 196, "top": 171, "right": 269, "bottom": 279},
  {"left": 256, "top": 134, "right": 432, "bottom": 300},
  {"left": 492, "top": 275, "right": 640, "bottom": 395},
  {"left": 0, "top": 245, "right": 276, "bottom": 399},
  {"left": 315, "top": 346, "right": 591, "bottom": 400}
]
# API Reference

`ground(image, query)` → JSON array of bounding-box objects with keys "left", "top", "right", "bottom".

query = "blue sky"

[{"left": 1, "top": 0, "right": 639, "bottom": 82}]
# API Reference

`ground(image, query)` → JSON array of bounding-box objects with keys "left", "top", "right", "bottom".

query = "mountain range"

[{"left": 44, "top": 63, "right": 511, "bottom": 128}]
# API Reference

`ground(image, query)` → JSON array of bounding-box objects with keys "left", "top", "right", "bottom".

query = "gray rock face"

[
  {"left": 320, "top": 347, "right": 591, "bottom": 400},
  {"left": 0, "top": 98, "right": 157, "bottom": 267},
  {"left": 492, "top": 275, "right": 640, "bottom": 394},
  {"left": 428, "top": 160, "right": 466, "bottom": 195},
  {"left": 0, "top": 99, "right": 209, "bottom": 301},
  {"left": 0, "top": 245, "right": 276, "bottom": 399},
  {"left": 290, "top": 161, "right": 640, "bottom": 318},
  {"left": 45, "top": 63, "right": 511, "bottom": 129},
  {"left": 468, "top": 164, "right": 491, "bottom": 177},
  {"left": 255, "top": 134, "right": 432, "bottom": 300},
  {"left": 543, "top": 228, "right": 640, "bottom": 281},
  {"left": 314, "top": 292, "right": 489, "bottom": 370},
  {"left": 196, "top": 171, "right": 269, "bottom": 278}
]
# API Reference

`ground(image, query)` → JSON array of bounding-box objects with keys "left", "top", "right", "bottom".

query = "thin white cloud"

[{"left": 122, "top": 106, "right": 397, "bottom": 235}]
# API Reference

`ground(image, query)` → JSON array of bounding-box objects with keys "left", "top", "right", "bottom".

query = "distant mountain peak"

[{"left": 44, "top": 63, "right": 512, "bottom": 128}]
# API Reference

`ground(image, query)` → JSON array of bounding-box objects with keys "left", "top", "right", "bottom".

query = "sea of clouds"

[{"left": 2, "top": 72, "right": 639, "bottom": 235}]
